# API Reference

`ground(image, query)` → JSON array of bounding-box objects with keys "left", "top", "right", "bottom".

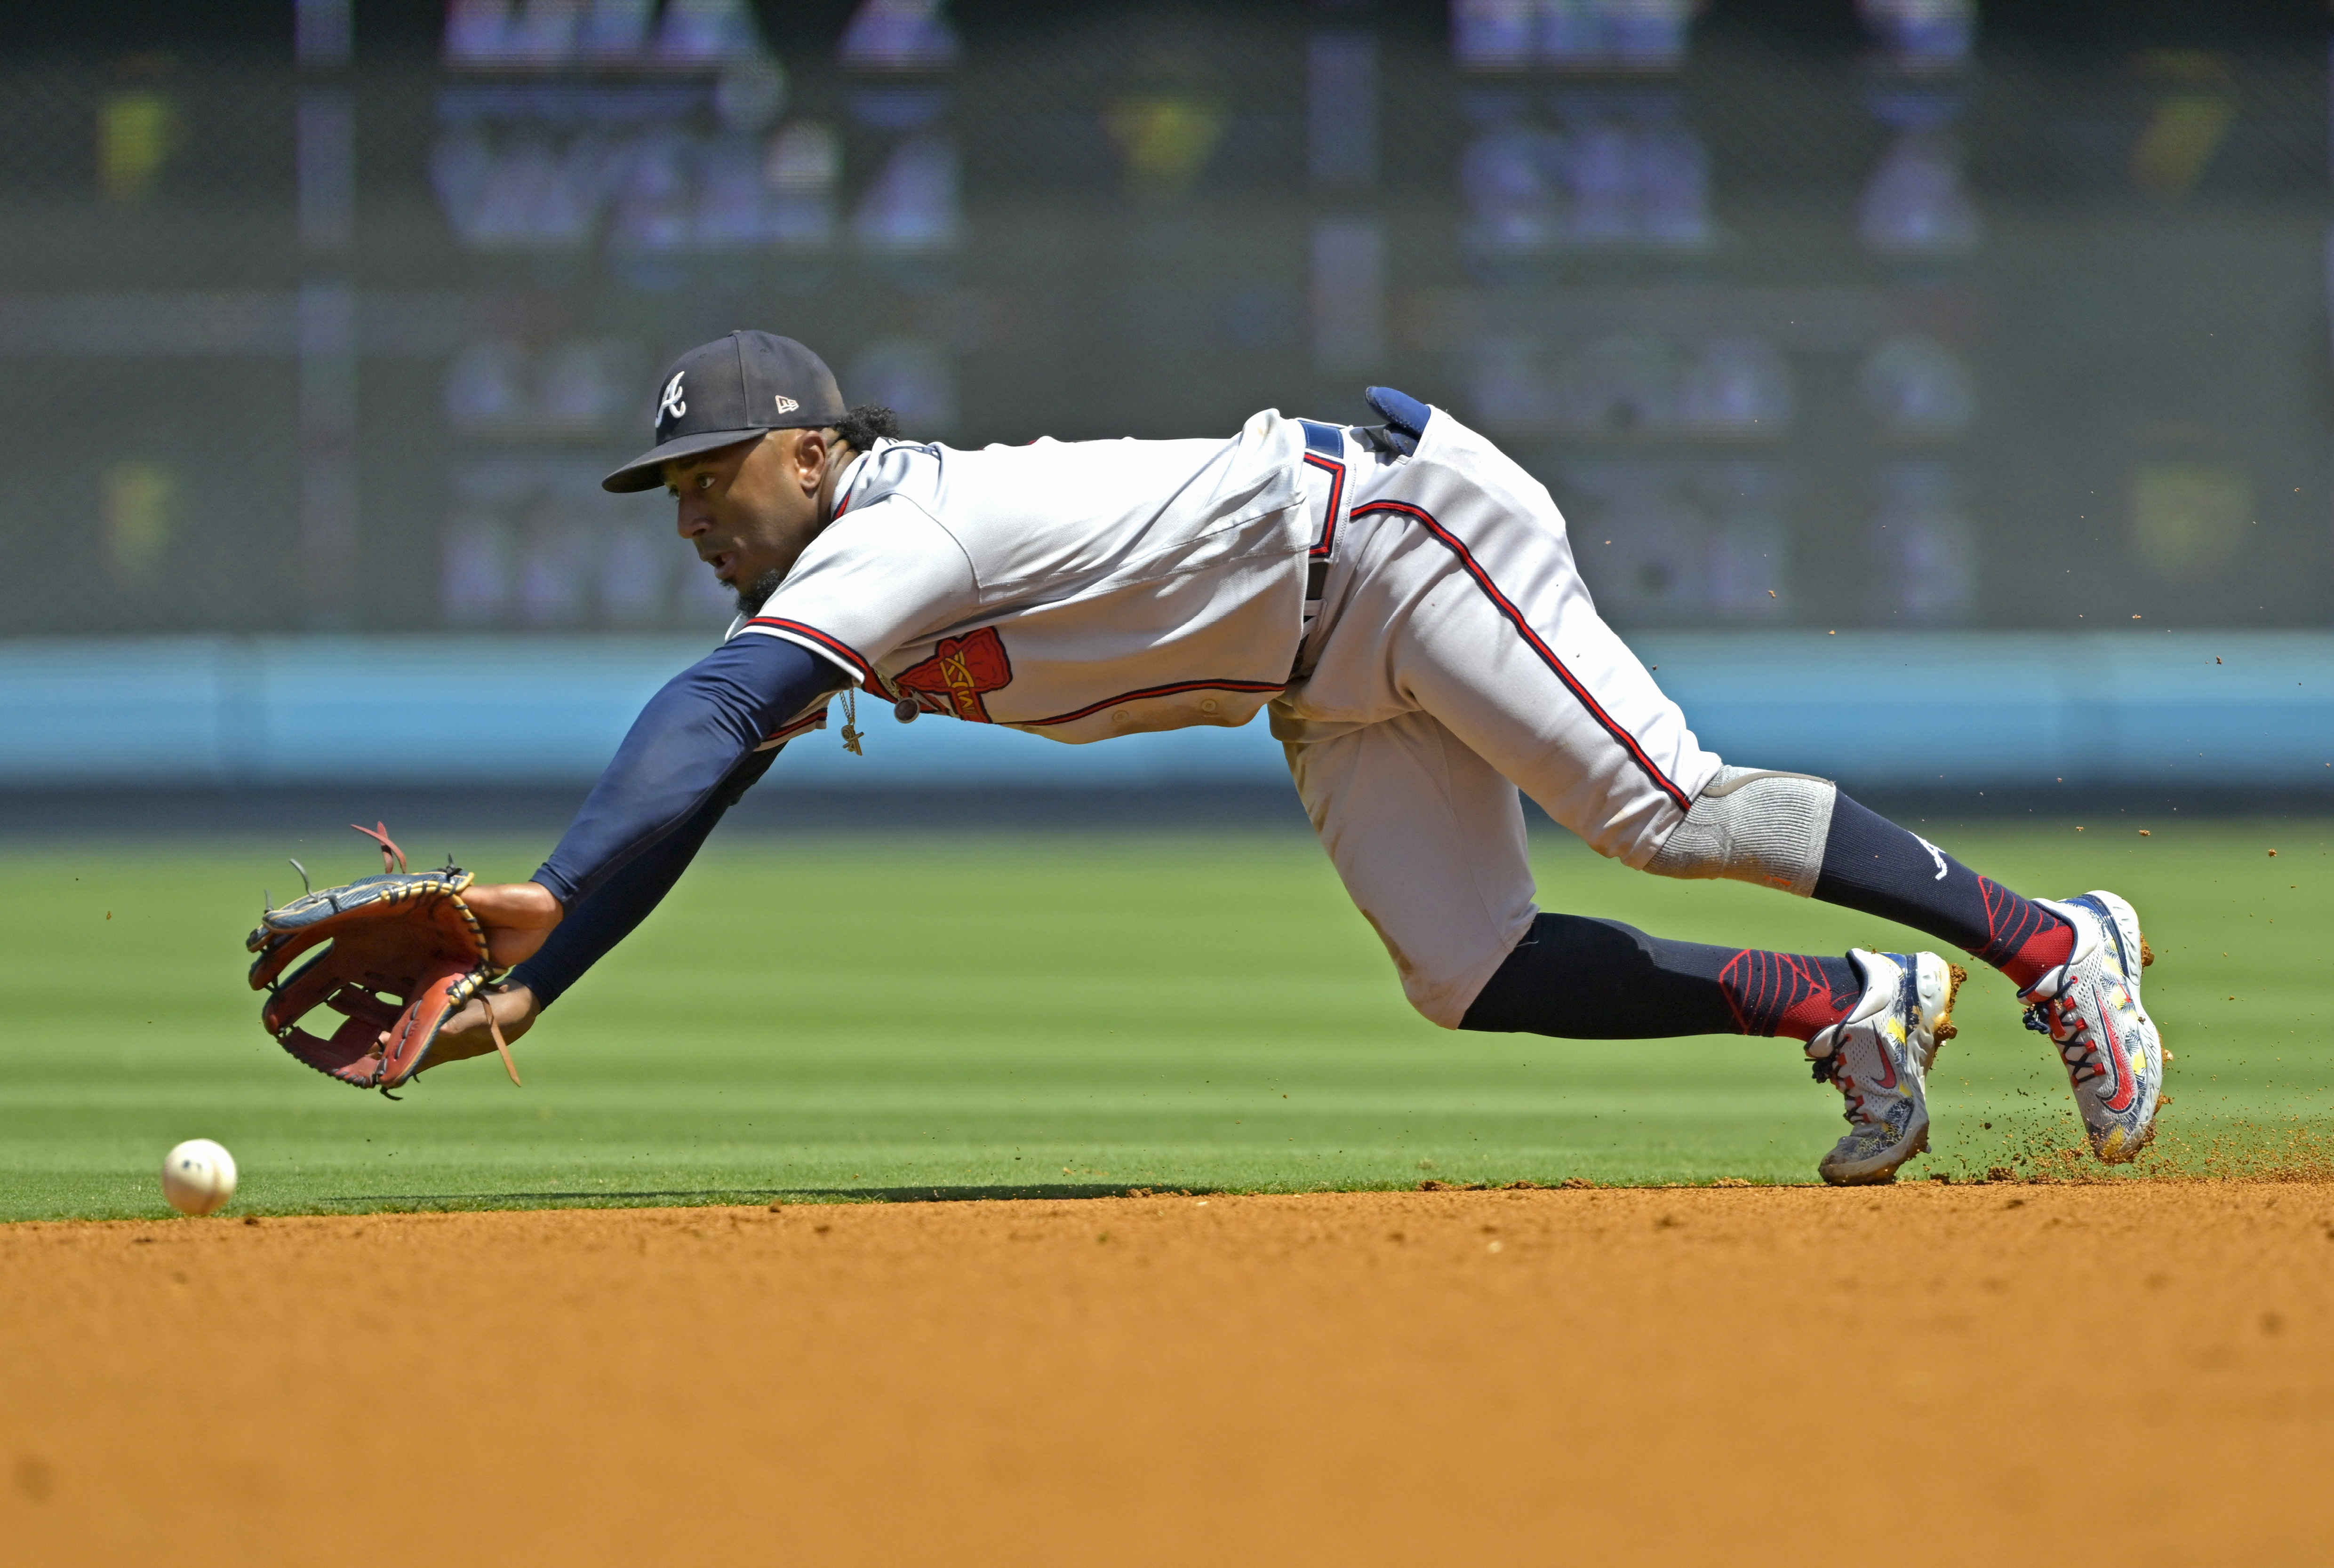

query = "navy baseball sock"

[
  {"left": 1812, "top": 793, "right": 2073, "bottom": 990},
  {"left": 1460, "top": 913, "right": 1862, "bottom": 1042}
]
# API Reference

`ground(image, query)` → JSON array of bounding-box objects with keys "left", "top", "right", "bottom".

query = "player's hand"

[
  {"left": 423, "top": 984, "right": 541, "bottom": 1073},
  {"left": 463, "top": 880, "right": 564, "bottom": 967}
]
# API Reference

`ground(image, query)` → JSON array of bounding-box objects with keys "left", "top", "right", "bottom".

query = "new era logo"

[{"left": 774, "top": 394, "right": 799, "bottom": 414}]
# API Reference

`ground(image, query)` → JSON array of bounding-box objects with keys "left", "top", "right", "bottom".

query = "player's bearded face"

[
  {"left": 663, "top": 430, "right": 839, "bottom": 616},
  {"left": 735, "top": 566, "right": 787, "bottom": 618}
]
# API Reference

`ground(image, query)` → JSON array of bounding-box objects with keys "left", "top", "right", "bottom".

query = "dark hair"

[{"left": 833, "top": 403, "right": 902, "bottom": 452}]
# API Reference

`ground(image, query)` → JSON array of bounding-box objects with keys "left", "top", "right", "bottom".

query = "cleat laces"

[
  {"left": 2023, "top": 993, "right": 2107, "bottom": 1089},
  {"left": 1810, "top": 1046, "right": 1876, "bottom": 1134}
]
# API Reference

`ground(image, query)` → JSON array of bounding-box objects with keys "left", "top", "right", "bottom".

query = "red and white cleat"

[
  {"left": 1809, "top": 949, "right": 1965, "bottom": 1186},
  {"left": 2020, "top": 891, "right": 2163, "bottom": 1163}
]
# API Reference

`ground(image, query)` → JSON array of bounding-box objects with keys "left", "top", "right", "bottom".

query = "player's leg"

[
  {"left": 1280, "top": 710, "right": 1953, "bottom": 1183},
  {"left": 1398, "top": 587, "right": 2160, "bottom": 1163},
  {"left": 1279, "top": 708, "right": 1536, "bottom": 1027},
  {"left": 1314, "top": 412, "right": 2159, "bottom": 1163},
  {"left": 1644, "top": 769, "right": 2162, "bottom": 1162},
  {"left": 1646, "top": 769, "right": 2069, "bottom": 985}
]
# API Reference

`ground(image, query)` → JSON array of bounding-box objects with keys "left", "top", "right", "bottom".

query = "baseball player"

[{"left": 440, "top": 330, "right": 2163, "bottom": 1184}]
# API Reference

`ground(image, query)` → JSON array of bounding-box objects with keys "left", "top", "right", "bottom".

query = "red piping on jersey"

[
  {"left": 1302, "top": 452, "right": 1344, "bottom": 561},
  {"left": 1349, "top": 499, "right": 1695, "bottom": 812},
  {"left": 764, "top": 706, "right": 828, "bottom": 743},
  {"left": 1019, "top": 678, "right": 1287, "bottom": 728},
  {"left": 743, "top": 617, "right": 874, "bottom": 684}
]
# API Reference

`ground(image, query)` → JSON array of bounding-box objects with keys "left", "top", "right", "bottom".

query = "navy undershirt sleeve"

[
  {"left": 510, "top": 745, "right": 778, "bottom": 1009},
  {"left": 531, "top": 632, "right": 844, "bottom": 911}
]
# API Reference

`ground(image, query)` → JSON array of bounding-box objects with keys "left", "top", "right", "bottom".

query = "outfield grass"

[{"left": 4, "top": 817, "right": 2331, "bottom": 1219}]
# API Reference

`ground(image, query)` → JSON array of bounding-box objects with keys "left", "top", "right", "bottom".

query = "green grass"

[{"left": 4, "top": 818, "right": 2332, "bottom": 1220}]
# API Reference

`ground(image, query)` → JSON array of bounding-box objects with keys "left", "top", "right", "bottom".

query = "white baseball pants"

[{"left": 1271, "top": 412, "right": 1723, "bottom": 1027}]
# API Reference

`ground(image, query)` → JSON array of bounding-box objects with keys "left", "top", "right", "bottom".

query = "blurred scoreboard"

[{"left": 0, "top": 0, "right": 2325, "bottom": 642}]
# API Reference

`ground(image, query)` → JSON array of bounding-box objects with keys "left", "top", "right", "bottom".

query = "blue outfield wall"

[{"left": 1, "top": 632, "right": 2329, "bottom": 794}]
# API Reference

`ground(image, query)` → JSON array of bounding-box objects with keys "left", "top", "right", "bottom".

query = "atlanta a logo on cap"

[{"left": 658, "top": 372, "right": 687, "bottom": 425}]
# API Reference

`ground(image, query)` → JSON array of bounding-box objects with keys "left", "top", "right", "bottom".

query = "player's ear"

[{"left": 790, "top": 426, "right": 832, "bottom": 487}]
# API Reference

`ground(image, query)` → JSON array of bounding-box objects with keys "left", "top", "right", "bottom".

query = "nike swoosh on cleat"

[
  {"left": 2095, "top": 985, "right": 2138, "bottom": 1114},
  {"left": 1867, "top": 970, "right": 1910, "bottom": 1092}
]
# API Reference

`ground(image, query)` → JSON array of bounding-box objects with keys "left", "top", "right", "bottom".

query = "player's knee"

[
  {"left": 1643, "top": 764, "right": 1837, "bottom": 898},
  {"left": 1354, "top": 905, "right": 1516, "bottom": 1029},
  {"left": 1390, "top": 952, "right": 1493, "bottom": 1030},
  {"left": 1402, "top": 981, "right": 1477, "bottom": 1029}
]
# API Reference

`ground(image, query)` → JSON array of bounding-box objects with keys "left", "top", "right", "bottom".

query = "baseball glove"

[{"left": 245, "top": 823, "right": 521, "bottom": 1094}]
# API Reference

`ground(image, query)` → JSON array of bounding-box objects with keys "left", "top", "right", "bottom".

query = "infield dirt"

[{"left": 5, "top": 1182, "right": 2330, "bottom": 1566}]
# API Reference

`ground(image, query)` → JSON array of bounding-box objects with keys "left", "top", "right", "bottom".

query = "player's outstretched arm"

[
  {"left": 534, "top": 632, "right": 841, "bottom": 909},
  {"left": 424, "top": 637, "right": 835, "bottom": 1072}
]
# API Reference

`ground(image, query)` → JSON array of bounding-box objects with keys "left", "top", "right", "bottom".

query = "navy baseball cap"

[{"left": 601, "top": 331, "right": 848, "bottom": 493}]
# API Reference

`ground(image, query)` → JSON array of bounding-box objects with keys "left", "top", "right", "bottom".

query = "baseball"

[{"left": 161, "top": 1138, "right": 238, "bottom": 1216}]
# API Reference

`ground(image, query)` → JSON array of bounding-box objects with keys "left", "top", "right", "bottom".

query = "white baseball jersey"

[
  {"left": 733, "top": 403, "right": 1723, "bottom": 1027},
  {"left": 734, "top": 411, "right": 1316, "bottom": 744}
]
